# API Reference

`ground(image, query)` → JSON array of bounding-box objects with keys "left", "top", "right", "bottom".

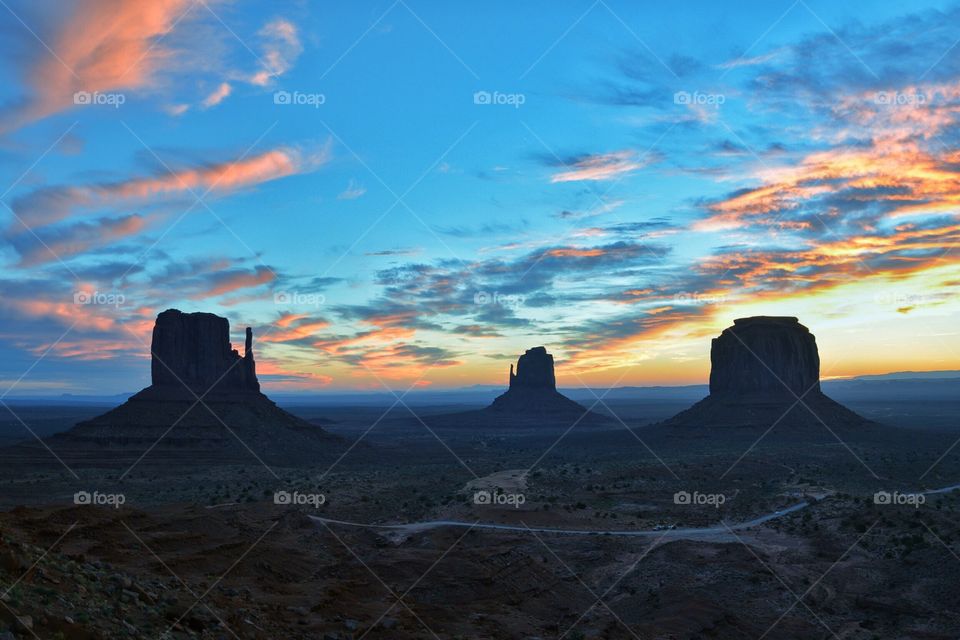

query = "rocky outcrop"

[
  {"left": 508, "top": 346, "right": 556, "bottom": 391},
  {"left": 42, "top": 309, "right": 336, "bottom": 465},
  {"left": 151, "top": 309, "right": 259, "bottom": 394},
  {"left": 664, "top": 316, "right": 870, "bottom": 428},
  {"left": 486, "top": 347, "right": 610, "bottom": 424},
  {"left": 709, "top": 317, "right": 819, "bottom": 396}
]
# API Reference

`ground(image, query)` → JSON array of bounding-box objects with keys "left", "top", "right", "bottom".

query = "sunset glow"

[{"left": 1, "top": 0, "right": 958, "bottom": 394}]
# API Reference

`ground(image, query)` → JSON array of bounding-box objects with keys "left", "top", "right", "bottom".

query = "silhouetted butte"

[
  {"left": 42, "top": 309, "right": 336, "bottom": 464},
  {"left": 664, "top": 316, "right": 871, "bottom": 428}
]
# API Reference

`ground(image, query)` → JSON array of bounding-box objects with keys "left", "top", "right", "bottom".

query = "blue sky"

[{"left": 1, "top": 0, "right": 959, "bottom": 394}]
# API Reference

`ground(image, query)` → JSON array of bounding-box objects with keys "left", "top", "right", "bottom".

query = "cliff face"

[
  {"left": 509, "top": 346, "right": 557, "bottom": 391},
  {"left": 50, "top": 309, "right": 335, "bottom": 464},
  {"left": 709, "top": 316, "right": 819, "bottom": 396},
  {"left": 664, "top": 316, "right": 870, "bottom": 428},
  {"left": 150, "top": 309, "right": 259, "bottom": 394},
  {"left": 486, "top": 346, "right": 609, "bottom": 424}
]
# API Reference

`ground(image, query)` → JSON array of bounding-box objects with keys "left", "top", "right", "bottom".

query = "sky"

[{"left": 0, "top": 0, "right": 959, "bottom": 395}]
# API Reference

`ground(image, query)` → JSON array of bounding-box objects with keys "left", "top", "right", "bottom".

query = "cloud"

[
  {"left": 165, "top": 103, "right": 190, "bottom": 117},
  {"left": 261, "top": 314, "right": 330, "bottom": 343},
  {"left": 554, "top": 199, "right": 625, "bottom": 220},
  {"left": 10, "top": 145, "right": 325, "bottom": 229},
  {"left": 256, "top": 360, "right": 333, "bottom": 390},
  {"left": 549, "top": 150, "right": 648, "bottom": 183},
  {"left": 7, "top": 298, "right": 118, "bottom": 332},
  {"left": 12, "top": 214, "right": 148, "bottom": 266},
  {"left": 249, "top": 18, "right": 302, "bottom": 86},
  {"left": 188, "top": 265, "right": 276, "bottom": 298},
  {"left": 337, "top": 179, "right": 366, "bottom": 200},
  {"left": 434, "top": 220, "right": 529, "bottom": 237},
  {"left": 716, "top": 49, "right": 784, "bottom": 70},
  {"left": 201, "top": 82, "right": 232, "bottom": 108},
  {"left": 5, "top": 0, "right": 195, "bottom": 131},
  {"left": 365, "top": 248, "right": 421, "bottom": 257}
]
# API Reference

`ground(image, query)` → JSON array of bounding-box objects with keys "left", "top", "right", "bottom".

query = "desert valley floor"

[{"left": 2, "top": 392, "right": 960, "bottom": 640}]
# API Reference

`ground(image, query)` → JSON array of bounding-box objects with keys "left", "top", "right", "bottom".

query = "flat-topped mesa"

[
  {"left": 663, "top": 316, "right": 870, "bottom": 428},
  {"left": 509, "top": 346, "right": 557, "bottom": 391},
  {"left": 150, "top": 309, "right": 259, "bottom": 394},
  {"left": 709, "top": 316, "right": 819, "bottom": 397}
]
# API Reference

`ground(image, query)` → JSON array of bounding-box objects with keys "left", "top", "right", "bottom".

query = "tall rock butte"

[
  {"left": 150, "top": 309, "right": 259, "bottom": 395},
  {"left": 46, "top": 309, "right": 334, "bottom": 464},
  {"left": 664, "top": 316, "right": 870, "bottom": 427},
  {"left": 709, "top": 317, "right": 819, "bottom": 397},
  {"left": 486, "top": 347, "right": 610, "bottom": 424}
]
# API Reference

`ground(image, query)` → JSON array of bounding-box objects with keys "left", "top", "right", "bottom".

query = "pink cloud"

[
  {"left": 7, "top": 0, "right": 194, "bottom": 131},
  {"left": 189, "top": 266, "right": 276, "bottom": 298},
  {"left": 12, "top": 145, "right": 327, "bottom": 229},
  {"left": 15, "top": 214, "right": 148, "bottom": 266},
  {"left": 9, "top": 299, "right": 117, "bottom": 332},
  {"left": 550, "top": 151, "right": 647, "bottom": 183},
  {"left": 201, "top": 82, "right": 232, "bottom": 108},
  {"left": 248, "top": 18, "right": 302, "bottom": 86}
]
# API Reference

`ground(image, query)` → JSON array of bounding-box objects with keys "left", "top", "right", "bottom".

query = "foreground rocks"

[{"left": 664, "top": 317, "right": 871, "bottom": 428}]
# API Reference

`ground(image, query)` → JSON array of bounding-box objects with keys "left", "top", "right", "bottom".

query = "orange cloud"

[
  {"left": 276, "top": 313, "right": 308, "bottom": 328},
  {"left": 256, "top": 360, "right": 333, "bottom": 390},
  {"left": 12, "top": 146, "right": 323, "bottom": 229},
  {"left": 9, "top": 300, "right": 116, "bottom": 332},
  {"left": 699, "top": 81, "right": 960, "bottom": 232},
  {"left": 9, "top": 0, "right": 193, "bottom": 131},
  {"left": 17, "top": 214, "right": 148, "bottom": 266},
  {"left": 263, "top": 318, "right": 331, "bottom": 343},
  {"left": 550, "top": 151, "right": 647, "bottom": 183},
  {"left": 190, "top": 266, "right": 276, "bottom": 298},
  {"left": 544, "top": 247, "right": 606, "bottom": 258}
]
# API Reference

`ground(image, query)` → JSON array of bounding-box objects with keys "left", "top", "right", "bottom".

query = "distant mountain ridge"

[
  {"left": 6, "top": 370, "right": 959, "bottom": 406},
  {"left": 839, "top": 370, "right": 960, "bottom": 381}
]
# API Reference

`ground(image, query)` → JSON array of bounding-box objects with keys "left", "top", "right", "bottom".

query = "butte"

[
  {"left": 662, "top": 316, "right": 871, "bottom": 428},
  {"left": 36, "top": 309, "right": 336, "bottom": 465}
]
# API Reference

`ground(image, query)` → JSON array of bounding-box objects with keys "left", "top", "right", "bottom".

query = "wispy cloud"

[
  {"left": 201, "top": 81, "right": 232, "bottom": 108},
  {"left": 549, "top": 150, "right": 648, "bottom": 183},
  {"left": 249, "top": 18, "right": 302, "bottom": 86},
  {"left": 13, "top": 214, "right": 148, "bottom": 266},
  {"left": 5, "top": 0, "right": 195, "bottom": 131},
  {"left": 337, "top": 179, "right": 366, "bottom": 200},
  {"left": 11, "top": 144, "right": 329, "bottom": 229}
]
